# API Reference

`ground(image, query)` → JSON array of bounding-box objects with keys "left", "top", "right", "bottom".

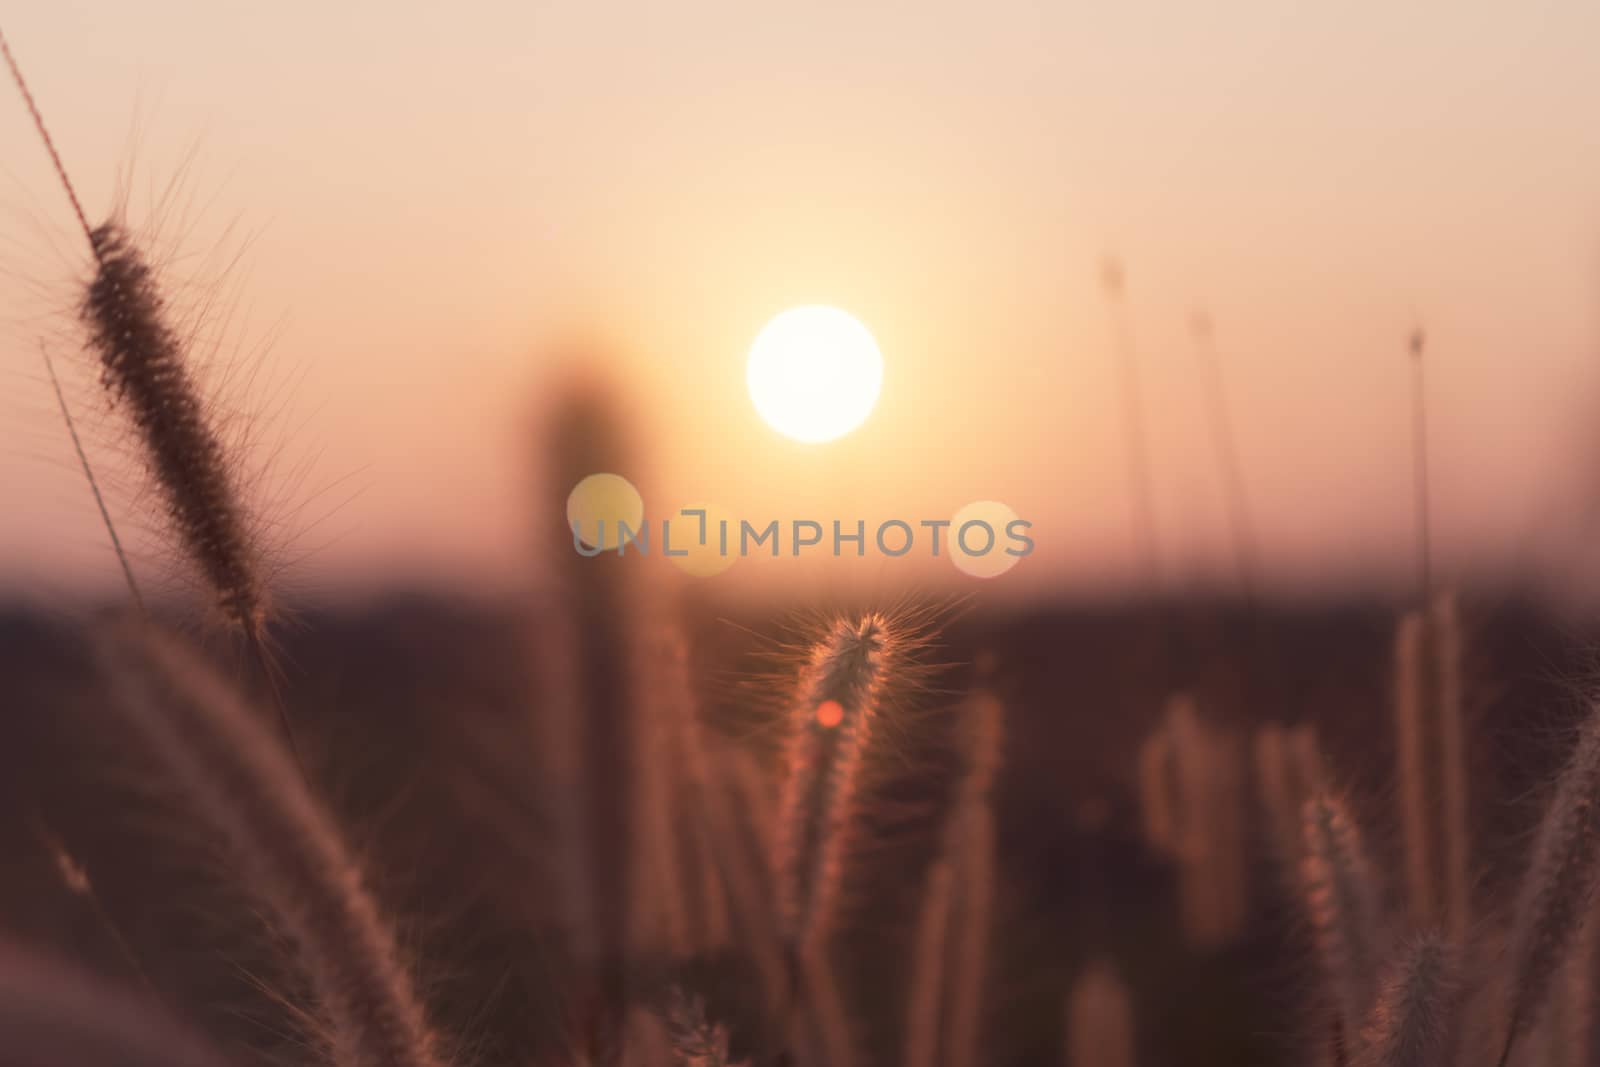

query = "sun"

[{"left": 746, "top": 305, "right": 883, "bottom": 443}]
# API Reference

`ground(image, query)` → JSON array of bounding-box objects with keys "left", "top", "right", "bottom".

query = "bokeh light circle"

[
  {"left": 665, "top": 502, "right": 737, "bottom": 577},
  {"left": 950, "top": 500, "right": 1025, "bottom": 579},
  {"left": 566, "top": 473, "right": 644, "bottom": 551}
]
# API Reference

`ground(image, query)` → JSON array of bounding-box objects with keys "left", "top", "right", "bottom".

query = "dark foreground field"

[{"left": 0, "top": 593, "right": 1590, "bottom": 1066}]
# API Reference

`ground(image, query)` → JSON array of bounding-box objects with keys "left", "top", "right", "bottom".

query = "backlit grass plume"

[
  {"left": 773, "top": 610, "right": 907, "bottom": 954},
  {"left": 1302, "top": 791, "right": 1388, "bottom": 1057},
  {"left": 1356, "top": 933, "right": 1459, "bottom": 1067},
  {"left": 94, "top": 624, "right": 443, "bottom": 1067},
  {"left": 3, "top": 32, "right": 268, "bottom": 639},
  {"left": 1498, "top": 701, "right": 1600, "bottom": 1067}
]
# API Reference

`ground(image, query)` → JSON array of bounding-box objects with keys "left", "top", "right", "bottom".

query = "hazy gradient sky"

[{"left": 3, "top": 0, "right": 1599, "bottom": 605}]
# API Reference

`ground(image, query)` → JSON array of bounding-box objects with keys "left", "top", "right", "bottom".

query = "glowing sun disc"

[{"left": 747, "top": 305, "right": 883, "bottom": 442}]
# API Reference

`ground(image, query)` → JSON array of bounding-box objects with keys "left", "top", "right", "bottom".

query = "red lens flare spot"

[{"left": 815, "top": 700, "right": 844, "bottom": 729}]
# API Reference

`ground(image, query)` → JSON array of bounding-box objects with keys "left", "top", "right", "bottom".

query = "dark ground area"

[{"left": 0, "top": 592, "right": 1592, "bottom": 1065}]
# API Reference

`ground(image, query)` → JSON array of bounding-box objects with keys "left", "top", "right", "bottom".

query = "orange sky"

[{"left": 3, "top": 1, "right": 1599, "bottom": 606}]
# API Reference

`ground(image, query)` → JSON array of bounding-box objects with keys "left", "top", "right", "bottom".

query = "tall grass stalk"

[
  {"left": 1498, "top": 702, "right": 1600, "bottom": 1067},
  {"left": 904, "top": 858, "right": 954, "bottom": 1067},
  {"left": 3, "top": 34, "right": 267, "bottom": 639},
  {"left": 651, "top": 630, "right": 728, "bottom": 953},
  {"left": 1189, "top": 311, "right": 1259, "bottom": 596},
  {"left": 1138, "top": 728, "right": 1176, "bottom": 853},
  {"left": 711, "top": 749, "right": 787, "bottom": 1017},
  {"left": 1254, "top": 722, "right": 1324, "bottom": 873},
  {"left": 1409, "top": 328, "right": 1431, "bottom": 602},
  {"left": 540, "top": 378, "right": 651, "bottom": 969},
  {"left": 773, "top": 612, "right": 901, "bottom": 953},
  {"left": 1142, "top": 694, "right": 1247, "bottom": 947},
  {"left": 946, "top": 801, "right": 996, "bottom": 1067},
  {"left": 1099, "top": 257, "right": 1161, "bottom": 588},
  {"left": 1301, "top": 792, "right": 1388, "bottom": 1055},
  {"left": 944, "top": 690, "right": 1004, "bottom": 1067},
  {"left": 1393, "top": 599, "right": 1470, "bottom": 939},
  {"left": 794, "top": 950, "right": 855, "bottom": 1067},
  {"left": 630, "top": 633, "right": 693, "bottom": 957},
  {"left": 1357, "top": 934, "right": 1459, "bottom": 1067},
  {"left": 95, "top": 625, "right": 443, "bottom": 1067},
  {"left": 1065, "top": 960, "right": 1134, "bottom": 1067},
  {"left": 2, "top": 33, "right": 304, "bottom": 773}
]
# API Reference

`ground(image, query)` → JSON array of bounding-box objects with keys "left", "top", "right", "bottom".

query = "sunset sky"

[{"left": 3, "top": 1, "right": 1598, "bottom": 605}]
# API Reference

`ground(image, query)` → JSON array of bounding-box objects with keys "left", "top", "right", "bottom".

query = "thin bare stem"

[
  {"left": 1190, "top": 311, "right": 1259, "bottom": 597},
  {"left": 0, "top": 27, "right": 96, "bottom": 247},
  {"left": 41, "top": 344, "right": 144, "bottom": 613},
  {"left": 1100, "top": 257, "right": 1161, "bottom": 587},
  {"left": 1409, "top": 328, "right": 1431, "bottom": 604}
]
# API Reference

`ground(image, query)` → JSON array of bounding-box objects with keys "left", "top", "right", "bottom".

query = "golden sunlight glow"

[{"left": 746, "top": 306, "right": 883, "bottom": 443}]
